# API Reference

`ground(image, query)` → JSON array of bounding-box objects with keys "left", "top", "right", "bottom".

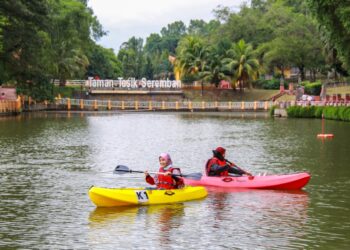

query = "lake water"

[{"left": 1, "top": 112, "right": 349, "bottom": 249}]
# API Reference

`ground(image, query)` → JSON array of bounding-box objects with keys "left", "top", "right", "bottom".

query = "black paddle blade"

[
  {"left": 182, "top": 172, "right": 202, "bottom": 180},
  {"left": 114, "top": 165, "right": 130, "bottom": 174}
]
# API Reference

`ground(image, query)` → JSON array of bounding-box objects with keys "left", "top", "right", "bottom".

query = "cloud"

[{"left": 88, "top": 0, "right": 244, "bottom": 52}]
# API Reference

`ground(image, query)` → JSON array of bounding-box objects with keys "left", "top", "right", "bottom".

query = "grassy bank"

[
  {"left": 183, "top": 88, "right": 279, "bottom": 101},
  {"left": 326, "top": 85, "right": 350, "bottom": 95},
  {"left": 286, "top": 106, "right": 350, "bottom": 121}
]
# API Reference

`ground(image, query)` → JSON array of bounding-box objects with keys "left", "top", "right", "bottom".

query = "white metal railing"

[{"left": 55, "top": 98, "right": 274, "bottom": 111}]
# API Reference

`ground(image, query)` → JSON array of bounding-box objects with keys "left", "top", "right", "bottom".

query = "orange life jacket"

[
  {"left": 146, "top": 167, "right": 184, "bottom": 189},
  {"left": 205, "top": 157, "right": 229, "bottom": 176}
]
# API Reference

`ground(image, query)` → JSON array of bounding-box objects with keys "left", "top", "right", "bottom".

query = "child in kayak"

[
  {"left": 145, "top": 153, "right": 184, "bottom": 189},
  {"left": 206, "top": 146, "right": 252, "bottom": 177}
]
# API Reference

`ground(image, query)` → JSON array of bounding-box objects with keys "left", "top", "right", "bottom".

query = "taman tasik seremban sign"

[{"left": 87, "top": 78, "right": 182, "bottom": 89}]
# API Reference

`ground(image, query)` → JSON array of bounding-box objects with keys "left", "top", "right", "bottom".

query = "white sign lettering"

[{"left": 86, "top": 78, "right": 182, "bottom": 89}]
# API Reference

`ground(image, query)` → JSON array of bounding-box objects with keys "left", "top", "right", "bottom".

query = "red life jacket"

[
  {"left": 146, "top": 167, "right": 184, "bottom": 189},
  {"left": 205, "top": 157, "right": 228, "bottom": 176}
]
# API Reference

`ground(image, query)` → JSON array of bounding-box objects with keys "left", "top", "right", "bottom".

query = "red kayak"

[{"left": 183, "top": 172, "right": 311, "bottom": 190}]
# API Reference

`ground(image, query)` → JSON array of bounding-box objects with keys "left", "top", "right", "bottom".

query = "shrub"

[
  {"left": 16, "top": 77, "right": 54, "bottom": 101},
  {"left": 269, "top": 105, "right": 277, "bottom": 116},
  {"left": 303, "top": 106, "right": 316, "bottom": 118},
  {"left": 304, "top": 81, "right": 322, "bottom": 95},
  {"left": 253, "top": 79, "right": 284, "bottom": 90},
  {"left": 314, "top": 106, "right": 324, "bottom": 118},
  {"left": 287, "top": 106, "right": 350, "bottom": 121},
  {"left": 53, "top": 85, "right": 81, "bottom": 98},
  {"left": 287, "top": 106, "right": 300, "bottom": 117}
]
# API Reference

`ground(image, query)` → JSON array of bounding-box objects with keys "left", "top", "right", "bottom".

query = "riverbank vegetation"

[
  {"left": 1, "top": 0, "right": 349, "bottom": 101},
  {"left": 287, "top": 106, "right": 350, "bottom": 121},
  {"left": 0, "top": 0, "right": 121, "bottom": 101}
]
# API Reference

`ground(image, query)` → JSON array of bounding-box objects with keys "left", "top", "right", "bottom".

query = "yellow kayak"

[{"left": 88, "top": 186, "right": 207, "bottom": 207}]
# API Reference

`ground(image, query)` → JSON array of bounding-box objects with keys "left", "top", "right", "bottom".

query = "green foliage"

[
  {"left": 160, "top": 21, "right": 186, "bottom": 54},
  {"left": 181, "top": 73, "right": 199, "bottom": 84},
  {"left": 16, "top": 77, "right": 54, "bottom": 102},
  {"left": 53, "top": 85, "right": 81, "bottom": 98},
  {"left": 1, "top": 0, "right": 349, "bottom": 102},
  {"left": 87, "top": 45, "right": 122, "bottom": 79},
  {"left": 0, "top": 0, "right": 106, "bottom": 100},
  {"left": 314, "top": 106, "right": 324, "bottom": 118},
  {"left": 216, "top": 5, "right": 267, "bottom": 48},
  {"left": 176, "top": 35, "right": 209, "bottom": 80},
  {"left": 287, "top": 106, "right": 350, "bottom": 121},
  {"left": 287, "top": 106, "right": 316, "bottom": 118},
  {"left": 200, "top": 40, "right": 231, "bottom": 86},
  {"left": 308, "top": 0, "right": 350, "bottom": 72},
  {"left": 258, "top": 3, "right": 324, "bottom": 81},
  {"left": 253, "top": 78, "right": 282, "bottom": 89},
  {"left": 118, "top": 37, "right": 144, "bottom": 78},
  {"left": 187, "top": 19, "right": 220, "bottom": 38},
  {"left": 128, "top": 1, "right": 347, "bottom": 83},
  {"left": 222, "top": 39, "right": 260, "bottom": 90},
  {"left": 142, "top": 21, "right": 189, "bottom": 79},
  {"left": 49, "top": 0, "right": 104, "bottom": 85},
  {"left": 269, "top": 105, "right": 277, "bottom": 116},
  {"left": 303, "top": 81, "right": 322, "bottom": 95}
]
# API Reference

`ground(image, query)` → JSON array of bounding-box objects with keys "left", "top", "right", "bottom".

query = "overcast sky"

[{"left": 88, "top": 0, "right": 246, "bottom": 52}]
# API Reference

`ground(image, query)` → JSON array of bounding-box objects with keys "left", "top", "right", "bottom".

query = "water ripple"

[{"left": 1, "top": 112, "right": 350, "bottom": 249}]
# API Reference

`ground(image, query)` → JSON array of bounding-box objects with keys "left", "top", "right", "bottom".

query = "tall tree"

[
  {"left": 200, "top": 40, "right": 231, "bottom": 87},
  {"left": 308, "top": 0, "right": 350, "bottom": 71},
  {"left": 176, "top": 36, "right": 208, "bottom": 78},
  {"left": 86, "top": 45, "right": 122, "bottom": 79},
  {"left": 118, "top": 37, "right": 144, "bottom": 78},
  {"left": 223, "top": 40, "right": 260, "bottom": 90},
  {"left": 0, "top": 0, "right": 52, "bottom": 98},
  {"left": 0, "top": 0, "right": 105, "bottom": 99},
  {"left": 160, "top": 21, "right": 186, "bottom": 54},
  {"left": 176, "top": 35, "right": 209, "bottom": 93},
  {"left": 49, "top": 0, "right": 104, "bottom": 85}
]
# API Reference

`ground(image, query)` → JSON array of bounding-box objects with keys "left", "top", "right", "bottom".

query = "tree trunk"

[
  {"left": 312, "top": 70, "right": 316, "bottom": 82},
  {"left": 59, "top": 78, "right": 66, "bottom": 87},
  {"left": 299, "top": 65, "right": 305, "bottom": 81},
  {"left": 201, "top": 80, "right": 203, "bottom": 96},
  {"left": 240, "top": 80, "right": 244, "bottom": 92},
  {"left": 231, "top": 79, "right": 236, "bottom": 91},
  {"left": 51, "top": 79, "right": 55, "bottom": 99},
  {"left": 248, "top": 80, "right": 252, "bottom": 89}
]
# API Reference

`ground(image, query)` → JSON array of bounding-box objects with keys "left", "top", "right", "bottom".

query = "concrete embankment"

[{"left": 274, "top": 108, "right": 288, "bottom": 117}]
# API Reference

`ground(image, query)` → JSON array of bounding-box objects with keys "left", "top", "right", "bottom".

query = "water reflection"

[
  {"left": 1, "top": 112, "right": 350, "bottom": 249},
  {"left": 89, "top": 206, "right": 139, "bottom": 226},
  {"left": 205, "top": 188, "right": 310, "bottom": 249},
  {"left": 88, "top": 203, "right": 185, "bottom": 249}
]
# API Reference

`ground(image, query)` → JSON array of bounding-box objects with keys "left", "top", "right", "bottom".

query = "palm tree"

[
  {"left": 199, "top": 50, "right": 226, "bottom": 87},
  {"left": 200, "top": 41, "right": 231, "bottom": 87},
  {"left": 54, "top": 42, "right": 89, "bottom": 86},
  {"left": 222, "top": 39, "right": 260, "bottom": 91},
  {"left": 176, "top": 36, "right": 209, "bottom": 94},
  {"left": 177, "top": 36, "right": 208, "bottom": 73}
]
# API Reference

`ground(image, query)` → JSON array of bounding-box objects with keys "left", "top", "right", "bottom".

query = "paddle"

[
  {"left": 212, "top": 150, "right": 252, "bottom": 177},
  {"left": 224, "top": 159, "right": 254, "bottom": 179},
  {"left": 114, "top": 165, "right": 203, "bottom": 180}
]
